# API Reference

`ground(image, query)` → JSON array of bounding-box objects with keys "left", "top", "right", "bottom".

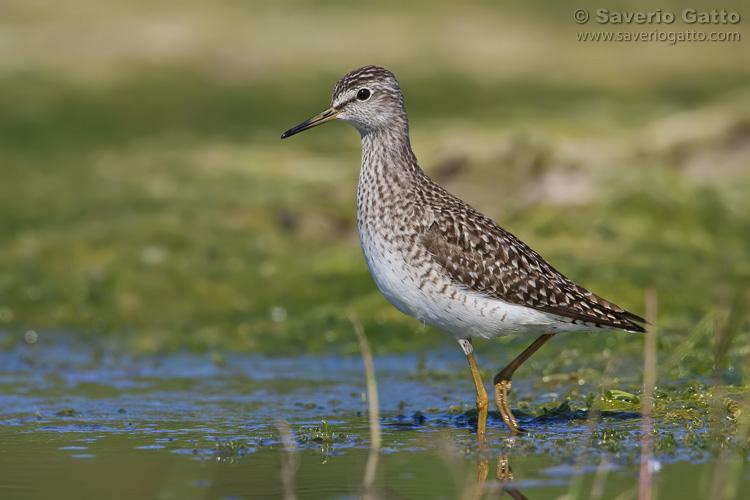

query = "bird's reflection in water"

[
  {"left": 471, "top": 454, "right": 528, "bottom": 500},
  {"left": 357, "top": 440, "right": 528, "bottom": 500}
]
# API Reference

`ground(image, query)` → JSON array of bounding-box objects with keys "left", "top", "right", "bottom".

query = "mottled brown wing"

[{"left": 420, "top": 193, "right": 645, "bottom": 332}]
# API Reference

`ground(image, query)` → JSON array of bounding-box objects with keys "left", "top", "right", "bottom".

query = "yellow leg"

[
  {"left": 460, "top": 339, "right": 489, "bottom": 440},
  {"left": 493, "top": 334, "right": 556, "bottom": 435}
]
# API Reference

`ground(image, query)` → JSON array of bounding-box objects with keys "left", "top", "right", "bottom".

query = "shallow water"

[{"left": 1, "top": 336, "right": 748, "bottom": 499}]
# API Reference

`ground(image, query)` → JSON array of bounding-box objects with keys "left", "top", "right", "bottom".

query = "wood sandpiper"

[{"left": 281, "top": 66, "right": 645, "bottom": 437}]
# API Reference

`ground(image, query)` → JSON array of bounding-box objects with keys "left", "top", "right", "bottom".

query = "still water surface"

[{"left": 1, "top": 337, "right": 747, "bottom": 499}]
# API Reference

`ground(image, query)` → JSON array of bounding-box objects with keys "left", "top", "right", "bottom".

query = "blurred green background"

[{"left": 1, "top": 0, "right": 749, "bottom": 365}]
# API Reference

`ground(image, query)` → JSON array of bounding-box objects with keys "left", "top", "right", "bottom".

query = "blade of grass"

[
  {"left": 275, "top": 420, "right": 298, "bottom": 500},
  {"left": 350, "top": 312, "right": 381, "bottom": 497},
  {"left": 709, "top": 290, "right": 750, "bottom": 500},
  {"left": 639, "top": 289, "right": 658, "bottom": 500}
]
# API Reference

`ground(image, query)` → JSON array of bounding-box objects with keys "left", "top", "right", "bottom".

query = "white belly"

[{"left": 358, "top": 224, "right": 588, "bottom": 340}]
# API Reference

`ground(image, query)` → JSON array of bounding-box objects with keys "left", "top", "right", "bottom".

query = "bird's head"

[{"left": 281, "top": 65, "right": 407, "bottom": 139}]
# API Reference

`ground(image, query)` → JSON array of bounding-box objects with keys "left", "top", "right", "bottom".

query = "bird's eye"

[{"left": 357, "top": 88, "right": 371, "bottom": 101}]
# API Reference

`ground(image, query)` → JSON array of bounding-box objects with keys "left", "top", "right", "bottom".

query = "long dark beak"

[{"left": 281, "top": 107, "right": 341, "bottom": 139}]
